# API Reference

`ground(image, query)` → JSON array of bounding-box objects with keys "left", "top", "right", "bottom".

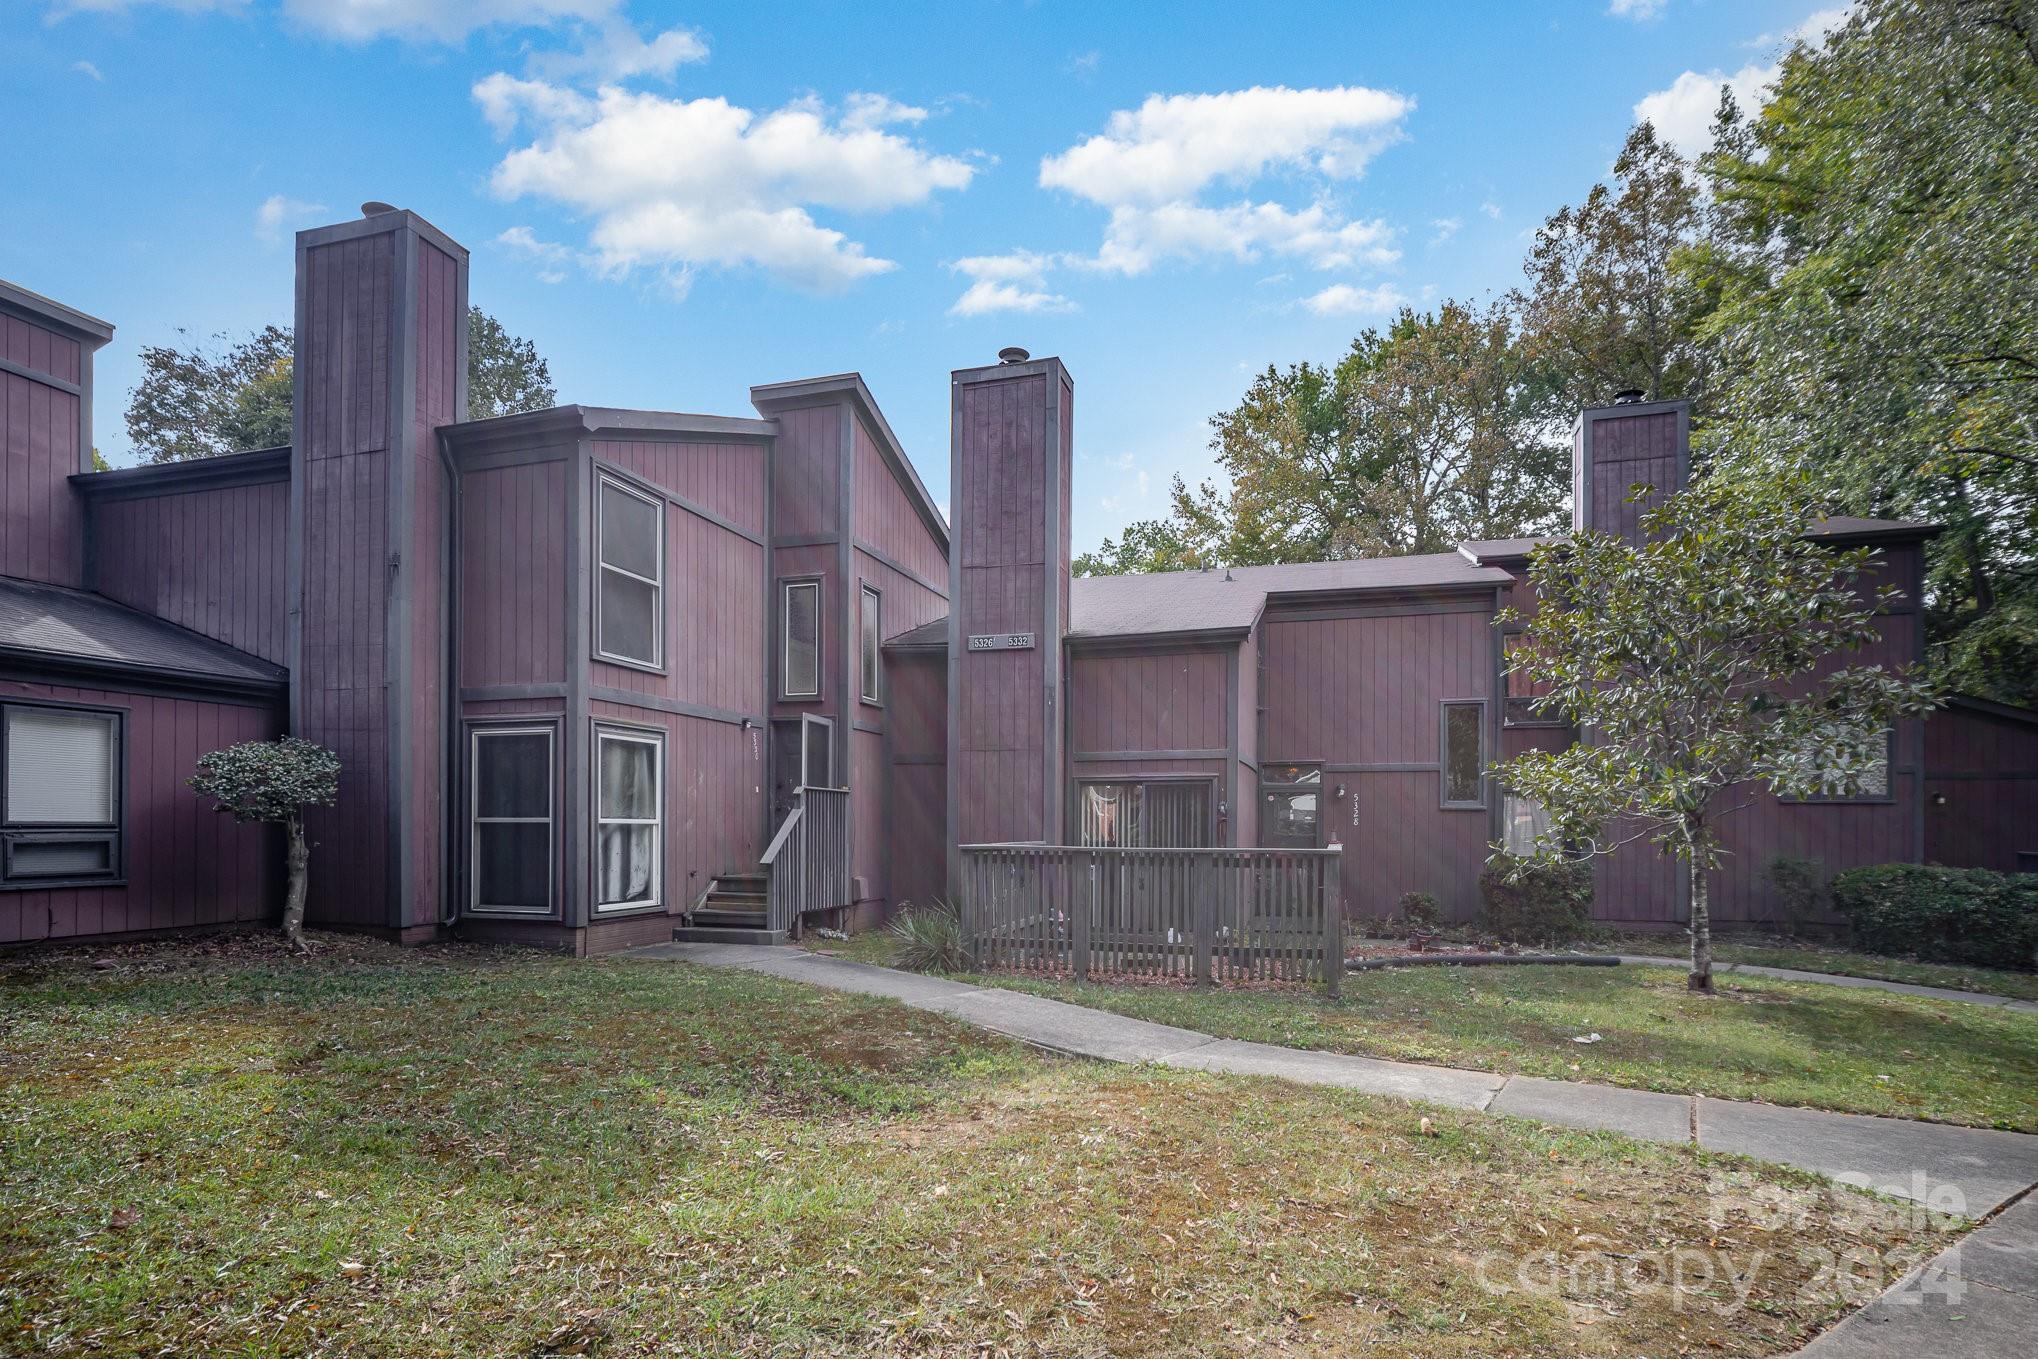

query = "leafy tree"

[
  {"left": 124, "top": 309, "right": 556, "bottom": 462},
  {"left": 1694, "top": 0, "right": 2038, "bottom": 705},
  {"left": 190, "top": 737, "right": 341, "bottom": 952},
  {"left": 1517, "top": 121, "right": 1711, "bottom": 410},
  {"left": 1492, "top": 473, "right": 1938, "bottom": 992},
  {"left": 1072, "top": 516, "right": 1204, "bottom": 576}
]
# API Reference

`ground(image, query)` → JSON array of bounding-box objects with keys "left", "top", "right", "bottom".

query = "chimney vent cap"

[
  {"left": 361, "top": 201, "right": 399, "bottom": 217},
  {"left": 1613, "top": 387, "right": 1647, "bottom": 405},
  {"left": 997, "top": 346, "right": 1030, "bottom": 365}
]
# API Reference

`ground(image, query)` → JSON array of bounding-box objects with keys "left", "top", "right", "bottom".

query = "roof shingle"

[{"left": 0, "top": 577, "right": 285, "bottom": 689}]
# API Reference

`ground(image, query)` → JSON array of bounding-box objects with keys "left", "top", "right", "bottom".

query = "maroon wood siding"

[
  {"left": 771, "top": 404, "right": 840, "bottom": 540},
  {"left": 1925, "top": 701, "right": 2038, "bottom": 874},
  {"left": 1261, "top": 601, "right": 1497, "bottom": 921},
  {"left": 1070, "top": 648, "right": 1227, "bottom": 755},
  {"left": 2, "top": 312, "right": 86, "bottom": 588},
  {"left": 1575, "top": 402, "right": 1685, "bottom": 546},
  {"left": 1235, "top": 625, "right": 1259, "bottom": 848},
  {"left": 0, "top": 680, "right": 281, "bottom": 943},
  {"left": 90, "top": 479, "right": 290, "bottom": 663},
  {"left": 885, "top": 652, "right": 947, "bottom": 909},
  {"left": 460, "top": 458, "right": 569, "bottom": 686}
]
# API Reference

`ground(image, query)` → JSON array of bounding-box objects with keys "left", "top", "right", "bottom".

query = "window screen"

[
  {"left": 1442, "top": 702, "right": 1485, "bottom": 807},
  {"left": 596, "top": 729, "right": 661, "bottom": 910},
  {"left": 1078, "top": 781, "right": 1213, "bottom": 848},
  {"left": 860, "top": 583, "right": 881, "bottom": 703},
  {"left": 470, "top": 728, "right": 553, "bottom": 913},
  {"left": 783, "top": 580, "right": 820, "bottom": 698},
  {"left": 597, "top": 477, "right": 662, "bottom": 667},
  {"left": 3, "top": 705, "right": 121, "bottom": 886}
]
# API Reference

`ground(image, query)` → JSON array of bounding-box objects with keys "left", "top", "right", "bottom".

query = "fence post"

[
  {"left": 1321, "top": 844, "right": 1344, "bottom": 999},
  {"left": 962, "top": 852, "right": 981, "bottom": 969},
  {"left": 1193, "top": 851, "right": 1214, "bottom": 987},
  {"left": 1075, "top": 854, "right": 1094, "bottom": 982}
]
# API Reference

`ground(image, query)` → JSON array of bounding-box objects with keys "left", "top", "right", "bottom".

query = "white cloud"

[
  {"left": 1086, "top": 199, "right": 1398, "bottom": 276},
  {"left": 71, "top": 59, "right": 103, "bottom": 79},
  {"left": 530, "top": 20, "right": 707, "bottom": 82},
  {"left": 1301, "top": 282, "right": 1408, "bottom": 316},
  {"left": 481, "top": 83, "right": 975, "bottom": 294},
  {"left": 839, "top": 92, "right": 928, "bottom": 132},
  {"left": 279, "top": 0, "right": 613, "bottom": 43},
  {"left": 948, "top": 251, "right": 1074, "bottom": 316},
  {"left": 1635, "top": 62, "right": 1776, "bottom": 156},
  {"left": 1608, "top": 0, "right": 1668, "bottom": 18},
  {"left": 1040, "top": 85, "right": 1411, "bottom": 207},
  {"left": 255, "top": 193, "right": 327, "bottom": 242},
  {"left": 47, "top": 0, "right": 245, "bottom": 15},
  {"left": 1429, "top": 216, "right": 1461, "bottom": 245},
  {"left": 495, "top": 225, "right": 573, "bottom": 282},
  {"left": 1747, "top": 4, "right": 1852, "bottom": 49}
]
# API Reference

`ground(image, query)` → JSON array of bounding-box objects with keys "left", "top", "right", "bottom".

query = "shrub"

[
  {"left": 1831, "top": 864, "right": 2038, "bottom": 971},
  {"left": 1765, "top": 855, "right": 1830, "bottom": 934},
  {"left": 888, "top": 900, "right": 970, "bottom": 973},
  {"left": 1479, "top": 855, "right": 1594, "bottom": 947},
  {"left": 1397, "top": 891, "right": 1443, "bottom": 929}
]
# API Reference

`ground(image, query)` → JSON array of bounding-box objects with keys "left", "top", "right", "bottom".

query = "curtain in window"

[
  {"left": 596, "top": 735, "right": 659, "bottom": 907},
  {"left": 1502, "top": 792, "right": 1553, "bottom": 856}
]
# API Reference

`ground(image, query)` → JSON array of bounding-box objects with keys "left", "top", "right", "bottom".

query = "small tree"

[
  {"left": 1493, "top": 473, "right": 1937, "bottom": 992},
  {"left": 190, "top": 738, "right": 340, "bottom": 952}
]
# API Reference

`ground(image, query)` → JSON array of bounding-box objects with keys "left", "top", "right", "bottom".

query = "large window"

[
  {"left": 859, "top": 583, "right": 882, "bottom": 704},
  {"left": 781, "top": 579, "right": 821, "bottom": 699},
  {"left": 595, "top": 727, "right": 662, "bottom": 911},
  {"left": 469, "top": 726, "right": 553, "bottom": 914},
  {"left": 2, "top": 703, "right": 121, "bottom": 886},
  {"left": 1258, "top": 763, "right": 1321, "bottom": 849},
  {"left": 1440, "top": 701, "right": 1486, "bottom": 808},
  {"left": 1786, "top": 728, "right": 1894, "bottom": 803},
  {"left": 1079, "top": 780, "right": 1213, "bottom": 848},
  {"left": 1501, "top": 791, "right": 1553, "bottom": 857},
  {"left": 596, "top": 475, "right": 663, "bottom": 668}
]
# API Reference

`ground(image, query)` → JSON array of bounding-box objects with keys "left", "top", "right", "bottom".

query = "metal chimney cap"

[
  {"left": 997, "top": 346, "right": 1030, "bottom": 365},
  {"left": 361, "top": 201, "right": 400, "bottom": 217},
  {"left": 1613, "top": 387, "right": 1647, "bottom": 405}
]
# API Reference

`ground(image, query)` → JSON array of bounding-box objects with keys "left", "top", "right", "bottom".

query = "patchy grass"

[
  {"left": 1599, "top": 934, "right": 2038, "bottom": 1002},
  {"left": 0, "top": 934, "right": 1958, "bottom": 1357},
  {"left": 977, "top": 964, "right": 2038, "bottom": 1132}
]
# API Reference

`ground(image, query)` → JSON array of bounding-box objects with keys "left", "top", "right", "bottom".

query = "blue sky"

[{"left": 3, "top": 0, "right": 1829, "bottom": 555}]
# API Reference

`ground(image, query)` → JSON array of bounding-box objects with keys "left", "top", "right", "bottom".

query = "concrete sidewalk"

[
  {"left": 1610, "top": 953, "right": 2038, "bottom": 1015},
  {"left": 635, "top": 941, "right": 2038, "bottom": 1356}
]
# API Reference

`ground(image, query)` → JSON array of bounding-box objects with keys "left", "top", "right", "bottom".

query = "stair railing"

[{"left": 761, "top": 785, "right": 852, "bottom": 934}]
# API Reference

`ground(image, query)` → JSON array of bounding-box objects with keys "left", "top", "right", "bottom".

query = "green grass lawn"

[
  {"left": 972, "top": 963, "right": 2038, "bottom": 1132},
  {"left": 1598, "top": 934, "right": 2038, "bottom": 1002},
  {"left": 1, "top": 934, "right": 1957, "bottom": 1358}
]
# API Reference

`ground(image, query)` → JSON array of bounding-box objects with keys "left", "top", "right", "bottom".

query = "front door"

[{"left": 1259, "top": 762, "right": 1322, "bottom": 848}]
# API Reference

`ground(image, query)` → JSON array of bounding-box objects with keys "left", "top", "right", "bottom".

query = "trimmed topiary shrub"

[
  {"left": 1398, "top": 891, "right": 1442, "bottom": 930},
  {"left": 1479, "top": 855, "right": 1594, "bottom": 947},
  {"left": 1831, "top": 864, "right": 2038, "bottom": 971},
  {"left": 888, "top": 900, "right": 970, "bottom": 973}
]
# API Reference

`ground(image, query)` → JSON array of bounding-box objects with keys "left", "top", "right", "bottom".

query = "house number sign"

[{"left": 967, "top": 632, "right": 1036, "bottom": 651}]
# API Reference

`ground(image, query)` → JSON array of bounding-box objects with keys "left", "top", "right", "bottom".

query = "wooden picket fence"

[{"left": 957, "top": 844, "right": 1344, "bottom": 995}]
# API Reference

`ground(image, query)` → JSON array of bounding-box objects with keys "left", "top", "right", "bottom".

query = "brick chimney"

[
  {"left": 946, "top": 349, "right": 1072, "bottom": 890},
  {"left": 1572, "top": 395, "right": 1690, "bottom": 545},
  {"left": 289, "top": 204, "right": 467, "bottom": 937}
]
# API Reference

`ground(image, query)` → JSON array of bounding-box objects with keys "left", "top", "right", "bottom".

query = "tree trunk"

[
  {"left": 1686, "top": 855, "right": 1715, "bottom": 994},
  {"left": 282, "top": 814, "right": 310, "bottom": 954}
]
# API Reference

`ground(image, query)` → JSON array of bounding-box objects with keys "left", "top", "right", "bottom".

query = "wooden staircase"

[{"left": 673, "top": 872, "right": 784, "bottom": 945}]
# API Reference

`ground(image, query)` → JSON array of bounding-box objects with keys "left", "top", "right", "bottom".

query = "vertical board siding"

[
  {"left": 1069, "top": 649, "right": 1227, "bottom": 754},
  {"left": 770, "top": 405, "right": 840, "bottom": 539},
  {"left": 1584, "top": 409, "right": 1681, "bottom": 546},
  {"left": 90, "top": 480, "right": 291, "bottom": 663},
  {"left": 1925, "top": 705, "right": 2038, "bottom": 873},
  {"left": 0, "top": 680, "right": 281, "bottom": 944},
  {"left": 1, "top": 312, "right": 87, "bottom": 588},
  {"left": 460, "top": 460, "right": 568, "bottom": 685},
  {"left": 851, "top": 416, "right": 947, "bottom": 588}
]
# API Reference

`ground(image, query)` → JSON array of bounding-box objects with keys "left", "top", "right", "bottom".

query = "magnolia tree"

[
  {"left": 190, "top": 737, "right": 340, "bottom": 952},
  {"left": 1493, "top": 474, "right": 1937, "bottom": 992}
]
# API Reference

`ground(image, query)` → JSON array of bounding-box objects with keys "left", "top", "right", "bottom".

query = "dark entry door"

[{"left": 769, "top": 714, "right": 836, "bottom": 826}]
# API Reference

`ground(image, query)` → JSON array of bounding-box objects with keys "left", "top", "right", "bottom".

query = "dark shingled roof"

[
  {"left": 0, "top": 576, "right": 285, "bottom": 689},
  {"left": 1071, "top": 553, "right": 1513, "bottom": 639},
  {"left": 883, "top": 618, "right": 948, "bottom": 650},
  {"left": 1457, "top": 516, "right": 1935, "bottom": 566}
]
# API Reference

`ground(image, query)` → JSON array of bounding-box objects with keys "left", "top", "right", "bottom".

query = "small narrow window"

[
  {"left": 859, "top": 583, "right": 881, "bottom": 704},
  {"left": 1441, "top": 701, "right": 1486, "bottom": 808},
  {"left": 596, "top": 475, "right": 663, "bottom": 668},
  {"left": 1503, "top": 632, "right": 1562, "bottom": 727},
  {"left": 595, "top": 728, "right": 662, "bottom": 911},
  {"left": 470, "top": 727, "right": 553, "bottom": 914},
  {"left": 1502, "top": 791, "right": 1553, "bottom": 856},
  {"left": 782, "top": 579, "right": 820, "bottom": 699},
  {"left": 3, "top": 705, "right": 121, "bottom": 886}
]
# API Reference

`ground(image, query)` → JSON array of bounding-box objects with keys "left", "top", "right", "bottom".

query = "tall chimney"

[
  {"left": 947, "top": 351, "right": 1073, "bottom": 890},
  {"left": 289, "top": 205, "right": 468, "bottom": 938},
  {"left": 1572, "top": 396, "right": 1689, "bottom": 545}
]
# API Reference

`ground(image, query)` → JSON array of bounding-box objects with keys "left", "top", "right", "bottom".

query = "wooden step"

[
  {"left": 673, "top": 924, "right": 786, "bottom": 946},
  {"left": 715, "top": 873, "right": 767, "bottom": 891},
  {"left": 693, "top": 907, "right": 767, "bottom": 929}
]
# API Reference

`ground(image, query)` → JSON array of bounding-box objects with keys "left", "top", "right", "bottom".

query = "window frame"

[
  {"left": 1439, "top": 699, "right": 1489, "bottom": 811},
  {"left": 1781, "top": 727, "right": 1899, "bottom": 806},
  {"left": 1257, "top": 762, "right": 1324, "bottom": 849},
  {"left": 466, "top": 722, "right": 557, "bottom": 918},
  {"left": 592, "top": 723, "right": 665, "bottom": 915},
  {"left": 1075, "top": 776, "right": 1219, "bottom": 849},
  {"left": 779, "top": 576, "right": 823, "bottom": 701},
  {"left": 859, "top": 581, "right": 882, "bottom": 706},
  {"left": 593, "top": 471, "right": 666, "bottom": 672},
  {"left": 0, "top": 699, "right": 125, "bottom": 891},
  {"left": 1500, "top": 789, "right": 1554, "bottom": 857},
  {"left": 1500, "top": 628, "right": 1566, "bottom": 729}
]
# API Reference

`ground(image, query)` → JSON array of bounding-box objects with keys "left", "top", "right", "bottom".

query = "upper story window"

[
  {"left": 596, "top": 475, "right": 663, "bottom": 669},
  {"left": 1784, "top": 729, "right": 1894, "bottom": 803},
  {"left": 2, "top": 703, "right": 122, "bottom": 887},
  {"left": 782, "top": 579, "right": 821, "bottom": 700},
  {"left": 859, "top": 583, "right": 882, "bottom": 704},
  {"left": 1441, "top": 701, "right": 1487, "bottom": 809},
  {"left": 1502, "top": 631, "right": 1564, "bottom": 727},
  {"left": 469, "top": 726, "right": 554, "bottom": 915}
]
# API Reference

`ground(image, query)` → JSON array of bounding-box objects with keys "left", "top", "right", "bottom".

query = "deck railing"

[
  {"left": 762, "top": 786, "right": 850, "bottom": 934},
  {"left": 958, "top": 844, "right": 1343, "bottom": 995}
]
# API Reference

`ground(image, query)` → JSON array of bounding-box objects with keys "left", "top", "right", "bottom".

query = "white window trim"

[
  {"left": 781, "top": 578, "right": 822, "bottom": 700},
  {"left": 859, "top": 582, "right": 882, "bottom": 705},
  {"left": 594, "top": 726, "right": 664, "bottom": 914},
  {"left": 595, "top": 473, "right": 665, "bottom": 670},
  {"left": 468, "top": 725, "right": 555, "bottom": 916}
]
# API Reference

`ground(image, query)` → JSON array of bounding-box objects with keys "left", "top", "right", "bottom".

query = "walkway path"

[
  {"left": 1610, "top": 953, "right": 2038, "bottom": 1014},
  {"left": 636, "top": 941, "right": 2038, "bottom": 1356}
]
